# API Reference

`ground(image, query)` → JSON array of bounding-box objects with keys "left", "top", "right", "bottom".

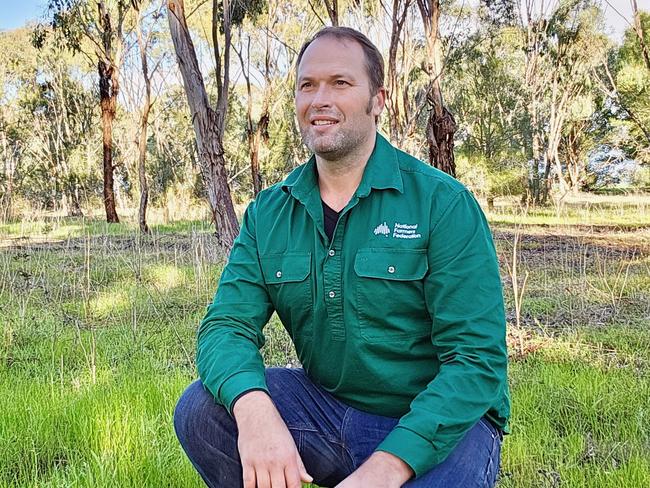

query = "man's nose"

[{"left": 311, "top": 84, "right": 332, "bottom": 108}]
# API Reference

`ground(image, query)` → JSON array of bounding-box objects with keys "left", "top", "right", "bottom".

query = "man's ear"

[{"left": 372, "top": 87, "right": 387, "bottom": 117}]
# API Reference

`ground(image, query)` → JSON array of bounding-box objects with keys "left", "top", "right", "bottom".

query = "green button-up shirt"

[{"left": 197, "top": 133, "right": 510, "bottom": 477}]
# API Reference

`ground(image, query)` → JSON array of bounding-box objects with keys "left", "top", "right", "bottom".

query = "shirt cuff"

[
  {"left": 375, "top": 426, "right": 438, "bottom": 478},
  {"left": 218, "top": 371, "right": 269, "bottom": 414}
]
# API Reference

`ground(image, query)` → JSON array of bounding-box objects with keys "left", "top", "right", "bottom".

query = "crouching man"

[{"left": 174, "top": 26, "right": 510, "bottom": 488}]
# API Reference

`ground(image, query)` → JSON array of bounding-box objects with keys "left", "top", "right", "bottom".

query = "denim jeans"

[{"left": 174, "top": 368, "right": 502, "bottom": 488}]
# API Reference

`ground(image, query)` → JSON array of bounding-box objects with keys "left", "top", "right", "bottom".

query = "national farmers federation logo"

[{"left": 373, "top": 221, "right": 422, "bottom": 239}]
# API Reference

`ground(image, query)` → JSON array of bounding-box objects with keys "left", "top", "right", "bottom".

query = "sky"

[
  {"left": 0, "top": 0, "right": 48, "bottom": 31},
  {"left": 0, "top": 0, "right": 649, "bottom": 42}
]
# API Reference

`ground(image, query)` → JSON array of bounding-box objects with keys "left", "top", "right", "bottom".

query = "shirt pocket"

[
  {"left": 260, "top": 252, "right": 313, "bottom": 338},
  {"left": 354, "top": 248, "right": 430, "bottom": 342}
]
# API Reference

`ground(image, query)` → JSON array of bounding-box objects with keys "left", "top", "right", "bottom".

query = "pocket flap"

[
  {"left": 260, "top": 253, "right": 311, "bottom": 284},
  {"left": 354, "top": 248, "right": 428, "bottom": 280}
]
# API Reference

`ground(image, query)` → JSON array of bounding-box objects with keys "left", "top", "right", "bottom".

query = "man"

[{"left": 174, "top": 27, "right": 510, "bottom": 488}]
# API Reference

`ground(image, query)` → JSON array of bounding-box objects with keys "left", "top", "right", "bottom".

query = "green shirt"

[{"left": 197, "top": 133, "right": 510, "bottom": 477}]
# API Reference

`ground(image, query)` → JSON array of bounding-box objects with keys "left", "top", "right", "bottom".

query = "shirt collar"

[{"left": 281, "top": 132, "right": 404, "bottom": 201}]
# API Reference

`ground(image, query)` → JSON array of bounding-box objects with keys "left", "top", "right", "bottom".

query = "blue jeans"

[{"left": 174, "top": 368, "right": 502, "bottom": 488}]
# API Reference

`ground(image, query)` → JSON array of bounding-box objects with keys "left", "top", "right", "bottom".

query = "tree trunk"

[
  {"left": 386, "top": 0, "right": 411, "bottom": 143},
  {"left": 324, "top": 0, "right": 339, "bottom": 26},
  {"left": 523, "top": 8, "right": 547, "bottom": 205},
  {"left": 168, "top": 0, "right": 239, "bottom": 249},
  {"left": 137, "top": 109, "right": 150, "bottom": 234},
  {"left": 99, "top": 59, "right": 119, "bottom": 223},
  {"left": 97, "top": 0, "right": 120, "bottom": 224},
  {"left": 487, "top": 195, "right": 495, "bottom": 211},
  {"left": 0, "top": 133, "right": 15, "bottom": 222},
  {"left": 417, "top": 0, "right": 456, "bottom": 176},
  {"left": 236, "top": 32, "right": 269, "bottom": 197},
  {"left": 69, "top": 181, "right": 84, "bottom": 216},
  {"left": 632, "top": 0, "right": 650, "bottom": 72},
  {"left": 135, "top": 2, "right": 150, "bottom": 234},
  {"left": 529, "top": 98, "right": 542, "bottom": 204},
  {"left": 249, "top": 127, "right": 263, "bottom": 195}
]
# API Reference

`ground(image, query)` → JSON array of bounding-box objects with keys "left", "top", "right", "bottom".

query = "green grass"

[
  {"left": 500, "top": 334, "right": 650, "bottom": 487},
  {"left": 1, "top": 197, "right": 649, "bottom": 487}
]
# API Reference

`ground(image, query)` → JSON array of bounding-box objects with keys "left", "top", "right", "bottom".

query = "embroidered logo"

[
  {"left": 373, "top": 222, "right": 390, "bottom": 236},
  {"left": 393, "top": 222, "right": 422, "bottom": 239}
]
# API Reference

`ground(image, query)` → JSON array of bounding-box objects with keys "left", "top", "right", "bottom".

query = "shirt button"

[
  {"left": 276, "top": 271, "right": 282, "bottom": 278},
  {"left": 328, "top": 249, "right": 335, "bottom": 257},
  {"left": 328, "top": 291, "right": 336, "bottom": 298},
  {"left": 388, "top": 266, "right": 396, "bottom": 274}
]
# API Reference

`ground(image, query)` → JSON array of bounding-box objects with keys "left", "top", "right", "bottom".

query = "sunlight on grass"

[
  {"left": 90, "top": 289, "right": 131, "bottom": 318},
  {"left": 145, "top": 264, "right": 185, "bottom": 291}
]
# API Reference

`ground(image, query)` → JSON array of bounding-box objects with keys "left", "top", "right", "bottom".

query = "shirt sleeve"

[
  {"left": 196, "top": 199, "right": 275, "bottom": 413},
  {"left": 376, "top": 189, "right": 508, "bottom": 477}
]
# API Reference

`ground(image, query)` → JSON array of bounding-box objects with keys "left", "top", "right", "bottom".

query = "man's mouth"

[{"left": 310, "top": 117, "right": 339, "bottom": 126}]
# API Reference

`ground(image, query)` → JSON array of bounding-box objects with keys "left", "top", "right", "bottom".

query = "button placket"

[{"left": 322, "top": 213, "right": 348, "bottom": 341}]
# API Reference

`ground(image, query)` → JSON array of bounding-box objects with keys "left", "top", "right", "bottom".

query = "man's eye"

[
  {"left": 335, "top": 80, "right": 349, "bottom": 86},
  {"left": 300, "top": 82, "right": 312, "bottom": 89}
]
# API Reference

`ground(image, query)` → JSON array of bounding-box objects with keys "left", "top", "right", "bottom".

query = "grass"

[{"left": 1, "top": 195, "right": 649, "bottom": 487}]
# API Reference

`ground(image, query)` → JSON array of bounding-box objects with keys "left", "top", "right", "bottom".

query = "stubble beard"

[
  {"left": 300, "top": 97, "right": 375, "bottom": 162},
  {"left": 301, "top": 125, "right": 363, "bottom": 161}
]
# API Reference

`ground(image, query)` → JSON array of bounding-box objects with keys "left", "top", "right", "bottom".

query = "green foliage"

[
  {"left": 213, "top": 0, "right": 268, "bottom": 33},
  {"left": 601, "top": 12, "right": 650, "bottom": 165},
  {"left": 456, "top": 154, "right": 527, "bottom": 200}
]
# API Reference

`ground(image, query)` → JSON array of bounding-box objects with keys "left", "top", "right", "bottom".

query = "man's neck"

[{"left": 316, "top": 133, "right": 376, "bottom": 213}]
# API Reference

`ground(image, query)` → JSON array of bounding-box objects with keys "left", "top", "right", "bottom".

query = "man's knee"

[
  {"left": 174, "top": 380, "right": 231, "bottom": 450},
  {"left": 174, "top": 381, "right": 244, "bottom": 486}
]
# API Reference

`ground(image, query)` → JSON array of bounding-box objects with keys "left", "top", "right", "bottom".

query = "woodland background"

[
  {"left": 0, "top": 0, "right": 648, "bottom": 235},
  {"left": 1, "top": 1, "right": 649, "bottom": 487}
]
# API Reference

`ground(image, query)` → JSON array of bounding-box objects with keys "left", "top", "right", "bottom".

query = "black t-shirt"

[{"left": 322, "top": 200, "right": 341, "bottom": 241}]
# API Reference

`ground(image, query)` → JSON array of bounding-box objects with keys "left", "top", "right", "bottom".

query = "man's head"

[
  {"left": 296, "top": 27, "right": 385, "bottom": 99},
  {"left": 295, "top": 27, "right": 386, "bottom": 162}
]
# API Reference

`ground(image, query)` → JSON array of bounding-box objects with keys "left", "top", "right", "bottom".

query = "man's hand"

[
  {"left": 233, "top": 391, "right": 313, "bottom": 488},
  {"left": 335, "top": 451, "right": 413, "bottom": 488}
]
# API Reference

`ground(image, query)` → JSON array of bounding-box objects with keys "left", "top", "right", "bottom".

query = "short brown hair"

[{"left": 296, "top": 27, "right": 385, "bottom": 95}]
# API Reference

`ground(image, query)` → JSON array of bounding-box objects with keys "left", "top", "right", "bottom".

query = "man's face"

[{"left": 295, "top": 36, "right": 385, "bottom": 161}]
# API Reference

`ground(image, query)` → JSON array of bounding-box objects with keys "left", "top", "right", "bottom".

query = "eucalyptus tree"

[
  {"left": 384, "top": 0, "right": 414, "bottom": 145},
  {"left": 167, "top": 0, "right": 265, "bottom": 249},
  {"left": 322, "top": 0, "right": 340, "bottom": 26},
  {"left": 416, "top": 0, "right": 457, "bottom": 176},
  {"left": 130, "top": 0, "right": 168, "bottom": 233},
  {"left": 0, "top": 30, "right": 31, "bottom": 221},
  {"left": 540, "top": 1, "right": 609, "bottom": 195},
  {"left": 35, "top": 0, "right": 135, "bottom": 223},
  {"left": 519, "top": 0, "right": 554, "bottom": 202},
  {"left": 21, "top": 55, "right": 97, "bottom": 215},
  {"left": 1, "top": 27, "right": 98, "bottom": 217},
  {"left": 446, "top": 0, "right": 528, "bottom": 204},
  {"left": 631, "top": 0, "right": 650, "bottom": 71},
  {"left": 598, "top": 11, "right": 650, "bottom": 165},
  {"left": 233, "top": 16, "right": 275, "bottom": 196},
  {"left": 516, "top": 0, "right": 609, "bottom": 201}
]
